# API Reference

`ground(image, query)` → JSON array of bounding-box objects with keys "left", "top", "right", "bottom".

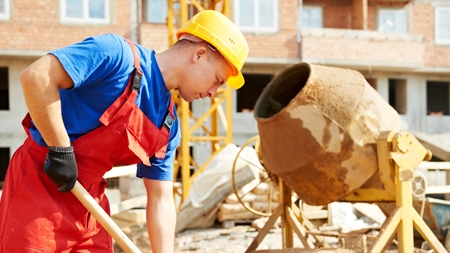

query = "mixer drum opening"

[
  {"left": 255, "top": 64, "right": 309, "bottom": 119},
  {"left": 254, "top": 62, "right": 400, "bottom": 205}
]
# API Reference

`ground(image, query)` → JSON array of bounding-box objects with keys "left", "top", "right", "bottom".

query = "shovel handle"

[{"left": 71, "top": 180, "right": 141, "bottom": 253}]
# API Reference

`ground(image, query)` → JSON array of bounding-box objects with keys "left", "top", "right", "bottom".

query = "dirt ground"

[{"left": 113, "top": 223, "right": 405, "bottom": 253}]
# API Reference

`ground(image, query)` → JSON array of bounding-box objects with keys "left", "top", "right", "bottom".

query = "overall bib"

[{"left": 0, "top": 40, "right": 175, "bottom": 253}]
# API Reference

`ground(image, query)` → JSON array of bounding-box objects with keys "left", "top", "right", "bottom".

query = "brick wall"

[
  {"left": 244, "top": 0, "right": 298, "bottom": 59},
  {"left": 367, "top": 1, "right": 409, "bottom": 31},
  {"left": 412, "top": 2, "right": 450, "bottom": 67},
  {"left": 304, "top": 0, "right": 352, "bottom": 29},
  {"left": 138, "top": 0, "right": 299, "bottom": 59},
  {"left": 351, "top": 0, "right": 365, "bottom": 30},
  {"left": 301, "top": 0, "right": 450, "bottom": 68},
  {"left": 301, "top": 28, "right": 425, "bottom": 64},
  {"left": 139, "top": 23, "right": 170, "bottom": 53},
  {"left": 1, "top": 0, "right": 449, "bottom": 67},
  {"left": 0, "top": 0, "right": 131, "bottom": 51},
  {"left": 304, "top": 0, "right": 409, "bottom": 30}
]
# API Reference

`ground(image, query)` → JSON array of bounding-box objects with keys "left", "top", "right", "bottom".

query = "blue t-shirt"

[{"left": 29, "top": 33, "right": 181, "bottom": 181}]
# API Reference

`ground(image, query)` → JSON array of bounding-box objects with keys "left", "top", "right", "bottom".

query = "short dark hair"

[{"left": 174, "top": 39, "right": 222, "bottom": 62}]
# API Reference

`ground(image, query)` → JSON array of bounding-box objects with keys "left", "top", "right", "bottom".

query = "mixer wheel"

[
  {"left": 412, "top": 171, "right": 427, "bottom": 198},
  {"left": 231, "top": 135, "right": 276, "bottom": 217}
]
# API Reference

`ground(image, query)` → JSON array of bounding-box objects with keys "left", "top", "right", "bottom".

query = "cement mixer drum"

[{"left": 254, "top": 62, "right": 400, "bottom": 206}]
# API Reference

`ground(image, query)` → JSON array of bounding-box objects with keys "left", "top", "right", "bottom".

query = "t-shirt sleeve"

[
  {"left": 49, "top": 33, "right": 128, "bottom": 89},
  {"left": 136, "top": 114, "right": 181, "bottom": 181}
]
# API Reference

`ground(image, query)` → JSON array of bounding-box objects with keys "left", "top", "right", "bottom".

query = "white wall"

[
  {"left": 0, "top": 58, "right": 34, "bottom": 155},
  {"left": 369, "top": 72, "right": 450, "bottom": 134}
]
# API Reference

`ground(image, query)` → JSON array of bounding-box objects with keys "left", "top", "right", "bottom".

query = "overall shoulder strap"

[{"left": 125, "top": 39, "right": 142, "bottom": 92}]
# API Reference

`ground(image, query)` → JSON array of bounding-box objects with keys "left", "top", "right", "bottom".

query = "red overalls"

[{"left": 0, "top": 40, "right": 176, "bottom": 253}]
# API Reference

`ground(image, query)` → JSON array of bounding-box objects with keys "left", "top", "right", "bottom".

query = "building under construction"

[
  {"left": 0, "top": 0, "right": 450, "bottom": 252},
  {"left": 1, "top": 0, "right": 449, "bottom": 182}
]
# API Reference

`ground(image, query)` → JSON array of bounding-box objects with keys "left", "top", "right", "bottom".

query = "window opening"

[
  {"left": 378, "top": 8, "right": 406, "bottom": 33},
  {"left": 237, "top": 74, "right": 273, "bottom": 113},
  {"left": 388, "top": 79, "right": 407, "bottom": 115},
  {"left": 0, "top": 148, "right": 10, "bottom": 190},
  {"left": 234, "top": 0, "right": 278, "bottom": 33},
  {"left": 427, "top": 81, "right": 449, "bottom": 116},
  {"left": 435, "top": 7, "right": 450, "bottom": 45},
  {"left": 62, "top": 0, "right": 109, "bottom": 24},
  {"left": 0, "top": 0, "right": 10, "bottom": 20},
  {"left": 0, "top": 67, "right": 9, "bottom": 110},
  {"left": 301, "top": 6, "right": 323, "bottom": 28},
  {"left": 145, "top": 0, "right": 167, "bottom": 23}
]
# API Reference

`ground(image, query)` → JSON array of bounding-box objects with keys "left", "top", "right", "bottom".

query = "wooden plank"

[
  {"left": 248, "top": 249, "right": 355, "bottom": 253},
  {"left": 112, "top": 209, "right": 146, "bottom": 224},
  {"left": 185, "top": 205, "right": 219, "bottom": 230},
  {"left": 220, "top": 203, "right": 249, "bottom": 213},
  {"left": 341, "top": 234, "right": 367, "bottom": 252},
  {"left": 302, "top": 210, "right": 328, "bottom": 220},
  {"left": 426, "top": 185, "right": 450, "bottom": 194},
  {"left": 110, "top": 195, "right": 147, "bottom": 215},
  {"left": 352, "top": 203, "right": 386, "bottom": 225},
  {"left": 176, "top": 165, "right": 256, "bottom": 233},
  {"left": 217, "top": 210, "right": 259, "bottom": 221},
  {"left": 306, "top": 231, "right": 378, "bottom": 240},
  {"left": 418, "top": 162, "right": 450, "bottom": 171},
  {"left": 291, "top": 202, "right": 331, "bottom": 248},
  {"left": 414, "top": 133, "right": 450, "bottom": 161},
  {"left": 104, "top": 165, "right": 137, "bottom": 179}
]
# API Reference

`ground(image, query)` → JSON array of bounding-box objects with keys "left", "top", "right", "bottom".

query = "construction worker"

[{"left": 0, "top": 10, "right": 249, "bottom": 253}]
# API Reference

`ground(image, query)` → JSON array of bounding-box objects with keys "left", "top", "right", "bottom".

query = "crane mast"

[{"left": 167, "top": 0, "right": 234, "bottom": 208}]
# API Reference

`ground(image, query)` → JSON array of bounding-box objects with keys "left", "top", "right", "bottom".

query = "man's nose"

[{"left": 208, "top": 87, "right": 218, "bottom": 98}]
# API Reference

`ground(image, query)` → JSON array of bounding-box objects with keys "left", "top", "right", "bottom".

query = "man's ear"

[{"left": 192, "top": 47, "right": 207, "bottom": 63}]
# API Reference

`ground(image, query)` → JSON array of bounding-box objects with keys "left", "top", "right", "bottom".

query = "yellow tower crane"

[{"left": 166, "top": 0, "right": 234, "bottom": 208}]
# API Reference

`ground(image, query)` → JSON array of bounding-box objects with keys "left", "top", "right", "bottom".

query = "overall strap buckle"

[
  {"left": 163, "top": 111, "right": 174, "bottom": 132},
  {"left": 125, "top": 39, "right": 142, "bottom": 92},
  {"left": 131, "top": 69, "right": 142, "bottom": 92}
]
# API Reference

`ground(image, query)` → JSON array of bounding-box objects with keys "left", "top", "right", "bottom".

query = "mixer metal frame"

[
  {"left": 244, "top": 131, "right": 448, "bottom": 252},
  {"left": 245, "top": 180, "right": 330, "bottom": 252},
  {"left": 370, "top": 131, "right": 446, "bottom": 252}
]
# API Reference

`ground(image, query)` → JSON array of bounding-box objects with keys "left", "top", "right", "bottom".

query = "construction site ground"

[
  {"left": 112, "top": 221, "right": 423, "bottom": 253},
  {"left": 110, "top": 184, "right": 440, "bottom": 253}
]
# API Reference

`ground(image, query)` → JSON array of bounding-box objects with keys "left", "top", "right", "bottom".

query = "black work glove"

[{"left": 44, "top": 145, "right": 78, "bottom": 192}]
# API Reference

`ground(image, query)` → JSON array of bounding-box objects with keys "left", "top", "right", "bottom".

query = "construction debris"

[
  {"left": 176, "top": 165, "right": 256, "bottom": 233},
  {"left": 248, "top": 249, "right": 357, "bottom": 253},
  {"left": 413, "top": 132, "right": 450, "bottom": 161},
  {"left": 218, "top": 181, "right": 279, "bottom": 228}
]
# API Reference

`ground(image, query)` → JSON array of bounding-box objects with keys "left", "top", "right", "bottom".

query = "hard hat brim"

[{"left": 227, "top": 72, "right": 244, "bottom": 89}]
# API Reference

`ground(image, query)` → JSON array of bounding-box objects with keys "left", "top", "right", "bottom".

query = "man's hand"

[{"left": 44, "top": 146, "right": 78, "bottom": 192}]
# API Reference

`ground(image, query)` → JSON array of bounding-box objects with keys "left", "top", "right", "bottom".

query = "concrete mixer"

[{"left": 238, "top": 62, "right": 447, "bottom": 252}]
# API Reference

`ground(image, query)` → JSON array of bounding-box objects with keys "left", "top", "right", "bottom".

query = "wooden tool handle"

[{"left": 71, "top": 181, "right": 141, "bottom": 253}]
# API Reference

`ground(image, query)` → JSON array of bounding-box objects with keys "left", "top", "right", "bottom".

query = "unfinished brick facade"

[
  {"left": 4, "top": 0, "right": 445, "bottom": 68},
  {"left": 302, "top": 0, "right": 450, "bottom": 67},
  {"left": 243, "top": 0, "right": 299, "bottom": 59},
  {"left": 0, "top": 0, "right": 449, "bottom": 168},
  {"left": 0, "top": 0, "right": 131, "bottom": 51}
]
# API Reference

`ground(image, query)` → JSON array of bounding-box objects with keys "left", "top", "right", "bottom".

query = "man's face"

[{"left": 179, "top": 48, "right": 233, "bottom": 102}]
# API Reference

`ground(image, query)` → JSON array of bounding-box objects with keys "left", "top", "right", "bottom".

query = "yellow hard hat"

[{"left": 176, "top": 10, "right": 249, "bottom": 89}]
